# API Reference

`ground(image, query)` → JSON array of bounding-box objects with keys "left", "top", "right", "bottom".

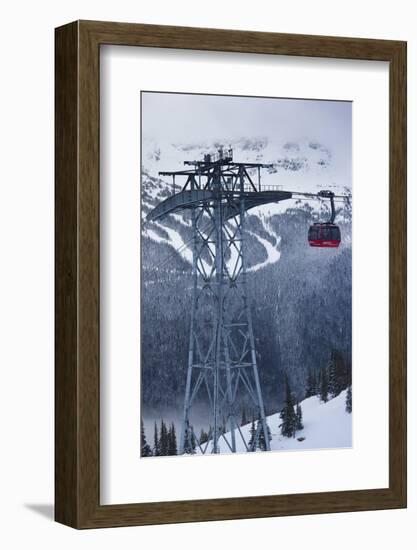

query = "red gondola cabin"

[{"left": 308, "top": 223, "right": 341, "bottom": 248}]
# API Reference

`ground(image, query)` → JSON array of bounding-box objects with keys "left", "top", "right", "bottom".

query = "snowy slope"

[
  {"left": 142, "top": 137, "right": 351, "bottom": 272},
  {"left": 199, "top": 390, "right": 352, "bottom": 454}
]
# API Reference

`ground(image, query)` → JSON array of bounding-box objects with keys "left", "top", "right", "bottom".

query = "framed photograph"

[{"left": 55, "top": 20, "right": 406, "bottom": 528}]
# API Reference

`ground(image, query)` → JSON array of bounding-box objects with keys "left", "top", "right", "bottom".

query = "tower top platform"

[
  {"left": 147, "top": 148, "right": 293, "bottom": 222},
  {"left": 147, "top": 188, "right": 293, "bottom": 222}
]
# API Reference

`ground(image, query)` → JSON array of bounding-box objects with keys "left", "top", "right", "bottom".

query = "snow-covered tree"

[
  {"left": 199, "top": 428, "right": 209, "bottom": 445},
  {"left": 153, "top": 421, "right": 160, "bottom": 456},
  {"left": 346, "top": 385, "right": 352, "bottom": 413},
  {"left": 248, "top": 419, "right": 256, "bottom": 451},
  {"left": 305, "top": 369, "right": 317, "bottom": 398},
  {"left": 296, "top": 402, "right": 304, "bottom": 431},
  {"left": 183, "top": 422, "right": 196, "bottom": 454},
  {"left": 241, "top": 406, "right": 248, "bottom": 427},
  {"left": 221, "top": 416, "right": 227, "bottom": 434},
  {"left": 316, "top": 369, "right": 322, "bottom": 396},
  {"left": 320, "top": 368, "right": 329, "bottom": 403},
  {"left": 159, "top": 419, "right": 169, "bottom": 456},
  {"left": 191, "top": 427, "right": 196, "bottom": 452},
  {"left": 141, "top": 418, "right": 152, "bottom": 457},
  {"left": 167, "top": 422, "right": 177, "bottom": 455},
  {"left": 258, "top": 420, "right": 272, "bottom": 451},
  {"left": 280, "top": 376, "right": 297, "bottom": 438},
  {"left": 328, "top": 349, "right": 348, "bottom": 398}
]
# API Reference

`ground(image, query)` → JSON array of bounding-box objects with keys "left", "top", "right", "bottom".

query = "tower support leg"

[
  {"left": 179, "top": 209, "right": 197, "bottom": 454},
  {"left": 179, "top": 197, "right": 270, "bottom": 454}
]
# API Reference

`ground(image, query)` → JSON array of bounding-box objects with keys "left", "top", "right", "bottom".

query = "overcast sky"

[{"left": 141, "top": 91, "right": 351, "bottom": 153}]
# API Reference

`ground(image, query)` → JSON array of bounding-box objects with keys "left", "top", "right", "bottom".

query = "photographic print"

[{"left": 140, "top": 91, "right": 352, "bottom": 458}]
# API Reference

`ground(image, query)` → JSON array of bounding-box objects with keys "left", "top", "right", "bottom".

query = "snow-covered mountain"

[
  {"left": 141, "top": 137, "right": 351, "bottom": 273},
  {"left": 197, "top": 390, "right": 352, "bottom": 455},
  {"left": 140, "top": 138, "right": 352, "bottom": 416},
  {"left": 142, "top": 136, "right": 349, "bottom": 196}
]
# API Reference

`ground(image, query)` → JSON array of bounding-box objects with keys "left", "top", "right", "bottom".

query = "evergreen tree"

[
  {"left": 199, "top": 428, "right": 208, "bottom": 445},
  {"left": 141, "top": 418, "right": 152, "bottom": 457},
  {"left": 248, "top": 419, "right": 256, "bottom": 451},
  {"left": 336, "top": 350, "right": 349, "bottom": 393},
  {"left": 258, "top": 421, "right": 265, "bottom": 451},
  {"left": 327, "top": 354, "right": 336, "bottom": 398},
  {"left": 346, "top": 385, "right": 352, "bottom": 413},
  {"left": 241, "top": 406, "right": 248, "bottom": 427},
  {"left": 346, "top": 358, "right": 352, "bottom": 387},
  {"left": 191, "top": 426, "right": 196, "bottom": 452},
  {"left": 153, "top": 421, "right": 160, "bottom": 456},
  {"left": 159, "top": 419, "right": 169, "bottom": 456},
  {"left": 167, "top": 422, "right": 177, "bottom": 455},
  {"left": 183, "top": 422, "right": 196, "bottom": 454},
  {"left": 222, "top": 416, "right": 227, "bottom": 434},
  {"left": 316, "top": 368, "right": 322, "bottom": 396},
  {"left": 296, "top": 403, "right": 304, "bottom": 431},
  {"left": 320, "top": 368, "right": 329, "bottom": 403},
  {"left": 305, "top": 369, "right": 316, "bottom": 398},
  {"left": 328, "top": 349, "right": 349, "bottom": 398},
  {"left": 279, "top": 376, "right": 297, "bottom": 438},
  {"left": 257, "top": 420, "right": 272, "bottom": 451}
]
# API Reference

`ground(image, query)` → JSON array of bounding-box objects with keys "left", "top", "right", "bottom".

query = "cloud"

[{"left": 141, "top": 91, "right": 351, "bottom": 151}]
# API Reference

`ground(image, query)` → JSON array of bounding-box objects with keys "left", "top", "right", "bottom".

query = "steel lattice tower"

[{"left": 147, "top": 147, "right": 293, "bottom": 454}]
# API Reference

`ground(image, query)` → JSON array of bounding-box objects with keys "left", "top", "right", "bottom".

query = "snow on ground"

[
  {"left": 145, "top": 228, "right": 168, "bottom": 245},
  {"left": 144, "top": 211, "right": 283, "bottom": 274},
  {"left": 248, "top": 232, "right": 281, "bottom": 272},
  {"left": 199, "top": 390, "right": 352, "bottom": 454},
  {"left": 153, "top": 222, "right": 194, "bottom": 267},
  {"left": 171, "top": 212, "right": 191, "bottom": 227}
]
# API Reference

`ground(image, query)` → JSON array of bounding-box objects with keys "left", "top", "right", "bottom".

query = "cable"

[{"left": 143, "top": 191, "right": 350, "bottom": 271}]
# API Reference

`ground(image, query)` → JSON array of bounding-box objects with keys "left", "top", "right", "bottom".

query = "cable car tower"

[{"left": 147, "top": 147, "right": 342, "bottom": 454}]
